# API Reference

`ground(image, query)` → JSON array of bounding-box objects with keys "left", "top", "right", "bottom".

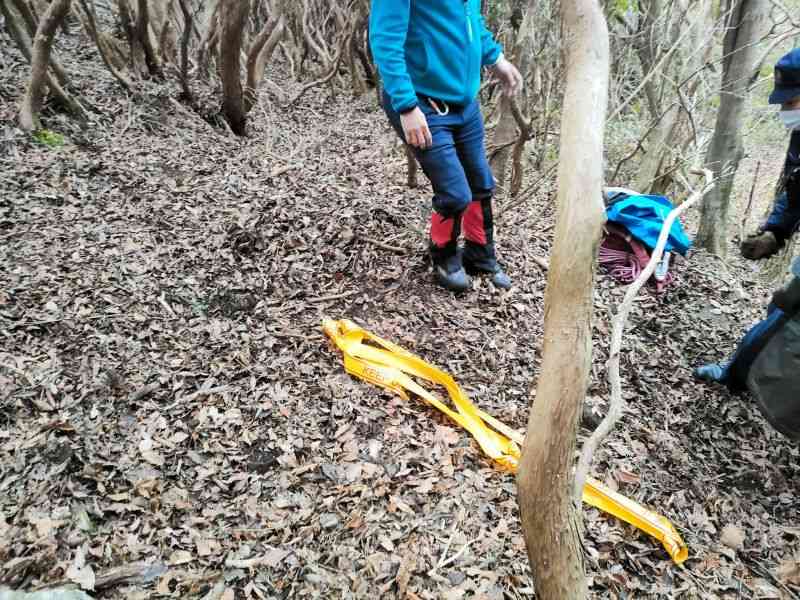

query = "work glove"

[{"left": 741, "top": 230, "right": 779, "bottom": 260}]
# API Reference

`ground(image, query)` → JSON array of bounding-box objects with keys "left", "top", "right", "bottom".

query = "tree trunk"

[
  {"left": 696, "top": 0, "right": 770, "bottom": 256},
  {"left": 1, "top": 0, "right": 83, "bottom": 117},
  {"left": 135, "top": 0, "right": 161, "bottom": 77},
  {"left": 490, "top": 0, "right": 534, "bottom": 199},
  {"left": 77, "top": 0, "right": 135, "bottom": 90},
  {"left": 8, "top": 0, "right": 71, "bottom": 86},
  {"left": 176, "top": 0, "right": 194, "bottom": 102},
  {"left": 491, "top": 94, "right": 517, "bottom": 195},
  {"left": 634, "top": 103, "right": 680, "bottom": 193},
  {"left": 220, "top": 0, "right": 249, "bottom": 135},
  {"left": 197, "top": 0, "right": 220, "bottom": 80},
  {"left": 637, "top": 0, "right": 664, "bottom": 121},
  {"left": 18, "top": 0, "right": 74, "bottom": 131},
  {"left": 244, "top": 13, "right": 285, "bottom": 114},
  {"left": 516, "top": 0, "right": 609, "bottom": 598}
]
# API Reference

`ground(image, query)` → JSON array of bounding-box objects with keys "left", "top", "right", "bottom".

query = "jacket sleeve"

[
  {"left": 369, "top": 0, "right": 418, "bottom": 113},
  {"left": 478, "top": 14, "right": 503, "bottom": 67}
]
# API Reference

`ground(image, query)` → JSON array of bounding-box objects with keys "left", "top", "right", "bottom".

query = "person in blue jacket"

[
  {"left": 369, "top": 0, "right": 523, "bottom": 292},
  {"left": 740, "top": 48, "right": 800, "bottom": 260}
]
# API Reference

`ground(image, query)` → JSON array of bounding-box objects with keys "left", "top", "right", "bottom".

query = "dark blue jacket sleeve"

[{"left": 369, "top": 0, "right": 418, "bottom": 113}]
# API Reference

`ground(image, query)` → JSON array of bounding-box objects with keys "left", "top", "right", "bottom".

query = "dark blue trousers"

[
  {"left": 382, "top": 92, "right": 495, "bottom": 218},
  {"left": 722, "top": 304, "right": 788, "bottom": 391},
  {"left": 764, "top": 191, "right": 800, "bottom": 243}
]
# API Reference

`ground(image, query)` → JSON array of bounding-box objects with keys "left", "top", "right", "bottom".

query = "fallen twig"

[
  {"left": 740, "top": 160, "right": 761, "bottom": 241},
  {"left": 531, "top": 255, "right": 549, "bottom": 271},
  {"left": 573, "top": 168, "right": 715, "bottom": 501},
  {"left": 359, "top": 235, "right": 409, "bottom": 254},
  {"left": 308, "top": 290, "right": 360, "bottom": 303},
  {"left": 128, "top": 382, "right": 161, "bottom": 403},
  {"left": 224, "top": 553, "right": 287, "bottom": 569},
  {"left": 33, "top": 561, "right": 167, "bottom": 592},
  {"left": 268, "top": 163, "right": 301, "bottom": 178},
  {"left": 0, "top": 362, "right": 37, "bottom": 387}
]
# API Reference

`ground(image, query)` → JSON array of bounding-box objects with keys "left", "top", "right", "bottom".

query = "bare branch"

[{"left": 574, "top": 169, "right": 715, "bottom": 501}]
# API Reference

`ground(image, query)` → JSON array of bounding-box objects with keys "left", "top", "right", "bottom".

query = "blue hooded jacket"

[{"left": 369, "top": 0, "right": 503, "bottom": 113}]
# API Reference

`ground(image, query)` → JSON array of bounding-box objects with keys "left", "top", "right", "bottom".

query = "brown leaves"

[
  {"left": 1, "top": 29, "right": 798, "bottom": 600},
  {"left": 777, "top": 557, "right": 800, "bottom": 585}
]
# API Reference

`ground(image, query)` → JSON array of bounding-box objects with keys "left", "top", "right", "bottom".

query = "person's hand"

[
  {"left": 491, "top": 55, "right": 523, "bottom": 96},
  {"left": 400, "top": 107, "right": 432, "bottom": 149}
]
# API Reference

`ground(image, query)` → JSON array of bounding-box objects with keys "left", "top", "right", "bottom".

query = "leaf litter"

[{"left": 1, "top": 26, "right": 800, "bottom": 600}]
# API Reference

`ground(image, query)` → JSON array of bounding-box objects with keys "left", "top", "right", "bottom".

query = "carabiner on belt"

[{"left": 427, "top": 98, "right": 450, "bottom": 116}]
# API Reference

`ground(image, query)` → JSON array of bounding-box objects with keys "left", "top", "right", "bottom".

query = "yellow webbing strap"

[{"left": 323, "top": 318, "right": 688, "bottom": 565}]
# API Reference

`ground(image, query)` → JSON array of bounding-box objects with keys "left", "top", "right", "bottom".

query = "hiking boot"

[
  {"left": 462, "top": 198, "right": 511, "bottom": 289},
  {"left": 693, "top": 363, "right": 725, "bottom": 384},
  {"left": 463, "top": 241, "right": 511, "bottom": 290},
  {"left": 741, "top": 231, "right": 779, "bottom": 260},
  {"left": 430, "top": 211, "right": 471, "bottom": 293},
  {"left": 432, "top": 252, "right": 472, "bottom": 292}
]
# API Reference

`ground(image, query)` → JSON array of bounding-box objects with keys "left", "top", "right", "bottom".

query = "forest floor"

[{"left": 2, "top": 28, "right": 800, "bottom": 600}]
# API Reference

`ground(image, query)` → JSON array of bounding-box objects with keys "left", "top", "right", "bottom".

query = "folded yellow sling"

[{"left": 323, "top": 318, "right": 688, "bottom": 565}]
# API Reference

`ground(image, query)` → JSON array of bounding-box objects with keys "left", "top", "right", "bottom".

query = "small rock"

[
  {"left": 320, "top": 513, "right": 339, "bottom": 529},
  {"left": 721, "top": 523, "right": 746, "bottom": 550},
  {"left": 447, "top": 571, "right": 466, "bottom": 585}
]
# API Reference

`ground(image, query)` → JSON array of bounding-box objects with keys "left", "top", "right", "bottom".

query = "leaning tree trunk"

[
  {"left": 135, "top": 0, "right": 162, "bottom": 77},
  {"left": 244, "top": 13, "right": 286, "bottom": 114},
  {"left": 220, "top": 0, "right": 249, "bottom": 135},
  {"left": 18, "top": 0, "right": 73, "bottom": 131},
  {"left": 516, "top": 0, "right": 609, "bottom": 596},
  {"left": 1, "top": 0, "right": 82, "bottom": 116},
  {"left": 696, "top": 0, "right": 770, "bottom": 256}
]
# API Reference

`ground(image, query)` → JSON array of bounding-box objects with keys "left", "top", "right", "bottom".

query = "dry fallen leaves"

[
  {"left": 66, "top": 546, "right": 96, "bottom": 591},
  {"left": 777, "top": 557, "right": 800, "bottom": 585},
  {"left": 1, "top": 26, "right": 797, "bottom": 600}
]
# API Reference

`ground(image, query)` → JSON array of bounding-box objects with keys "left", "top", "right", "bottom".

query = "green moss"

[{"left": 33, "top": 129, "right": 65, "bottom": 148}]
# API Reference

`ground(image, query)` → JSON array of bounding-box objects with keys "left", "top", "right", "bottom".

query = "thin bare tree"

[
  {"left": 516, "top": 0, "right": 609, "bottom": 598},
  {"left": 219, "top": 0, "right": 250, "bottom": 134},
  {"left": 696, "top": 0, "right": 771, "bottom": 255}
]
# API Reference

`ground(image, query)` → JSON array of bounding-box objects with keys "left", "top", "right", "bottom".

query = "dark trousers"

[
  {"left": 381, "top": 91, "right": 495, "bottom": 218},
  {"left": 722, "top": 304, "right": 788, "bottom": 391},
  {"left": 764, "top": 191, "right": 800, "bottom": 243}
]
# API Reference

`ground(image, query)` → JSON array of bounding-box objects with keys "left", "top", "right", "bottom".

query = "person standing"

[{"left": 369, "top": 0, "right": 523, "bottom": 292}]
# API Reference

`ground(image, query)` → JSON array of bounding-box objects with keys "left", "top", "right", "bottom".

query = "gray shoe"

[
  {"left": 430, "top": 240, "right": 472, "bottom": 293},
  {"left": 693, "top": 363, "right": 725, "bottom": 383},
  {"left": 434, "top": 265, "right": 472, "bottom": 292},
  {"left": 463, "top": 242, "right": 511, "bottom": 289}
]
